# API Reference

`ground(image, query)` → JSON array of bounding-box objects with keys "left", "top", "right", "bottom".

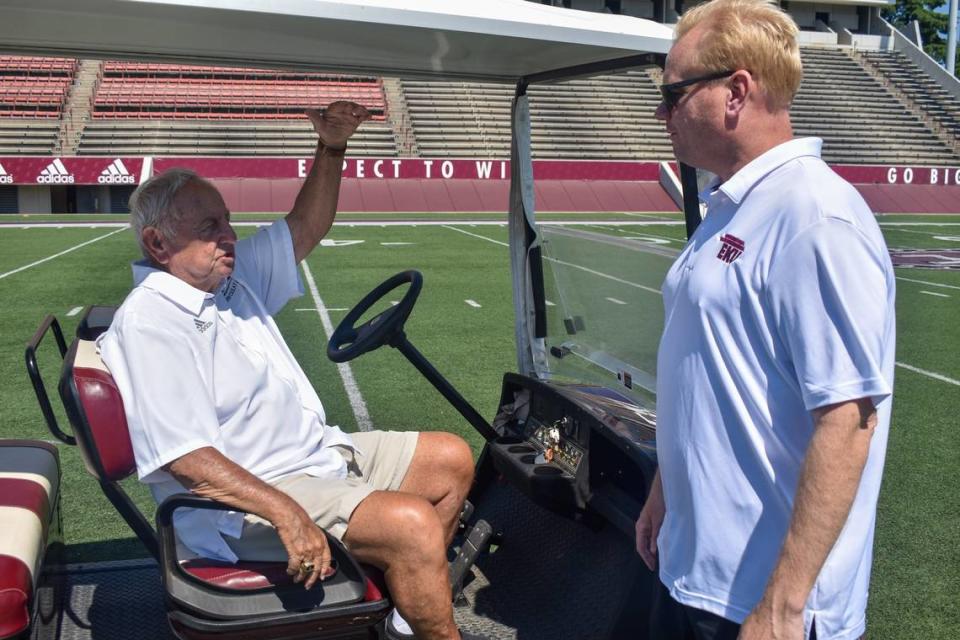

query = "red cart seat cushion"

[
  {"left": 180, "top": 559, "right": 385, "bottom": 601},
  {"left": 0, "top": 441, "right": 59, "bottom": 640},
  {"left": 72, "top": 340, "right": 135, "bottom": 481}
]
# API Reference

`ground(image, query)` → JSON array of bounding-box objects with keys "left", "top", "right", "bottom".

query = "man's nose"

[
  {"left": 222, "top": 223, "right": 238, "bottom": 245},
  {"left": 655, "top": 101, "right": 669, "bottom": 121}
]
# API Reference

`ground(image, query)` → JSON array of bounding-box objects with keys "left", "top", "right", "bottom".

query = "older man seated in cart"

[{"left": 98, "top": 101, "right": 484, "bottom": 640}]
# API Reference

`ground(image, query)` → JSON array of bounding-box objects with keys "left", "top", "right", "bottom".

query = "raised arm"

[
  {"left": 286, "top": 101, "right": 371, "bottom": 263},
  {"left": 739, "top": 398, "right": 877, "bottom": 640},
  {"left": 166, "top": 447, "right": 333, "bottom": 588}
]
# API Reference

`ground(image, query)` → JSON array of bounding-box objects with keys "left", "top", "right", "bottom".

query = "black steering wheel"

[{"left": 327, "top": 270, "right": 422, "bottom": 363}]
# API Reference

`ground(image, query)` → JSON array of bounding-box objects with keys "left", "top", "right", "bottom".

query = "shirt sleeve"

[
  {"left": 99, "top": 316, "right": 221, "bottom": 483},
  {"left": 766, "top": 218, "right": 893, "bottom": 411},
  {"left": 233, "top": 219, "right": 304, "bottom": 315}
]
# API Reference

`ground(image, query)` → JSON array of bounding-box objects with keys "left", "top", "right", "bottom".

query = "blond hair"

[{"left": 676, "top": 0, "right": 802, "bottom": 110}]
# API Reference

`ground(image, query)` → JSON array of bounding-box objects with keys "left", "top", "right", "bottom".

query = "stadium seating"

[
  {"left": 77, "top": 119, "right": 397, "bottom": 156},
  {"left": 93, "top": 63, "right": 387, "bottom": 119},
  {"left": 0, "top": 56, "right": 75, "bottom": 153},
  {"left": 401, "top": 48, "right": 960, "bottom": 165},
  {"left": 1, "top": 49, "right": 958, "bottom": 164},
  {"left": 402, "top": 71, "right": 672, "bottom": 160},
  {"left": 793, "top": 47, "right": 959, "bottom": 165},
  {"left": 78, "top": 63, "right": 397, "bottom": 155}
]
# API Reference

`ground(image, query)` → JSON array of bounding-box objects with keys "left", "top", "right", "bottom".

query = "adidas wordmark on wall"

[
  {"left": 0, "top": 162, "right": 11, "bottom": 184},
  {"left": 99, "top": 159, "right": 136, "bottom": 185},
  {"left": 37, "top": 158, "right": 74, "bottom": 184}
]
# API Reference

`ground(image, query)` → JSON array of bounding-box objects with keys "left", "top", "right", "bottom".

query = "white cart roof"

[{"left": 0, "top": 0, "right": 673, "bottom": 81}]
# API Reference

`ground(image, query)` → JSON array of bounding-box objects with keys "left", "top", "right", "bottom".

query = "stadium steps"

[
  {"left": 57, "top": 59, "right": 102, "bottom": 154},
  {"left": 855, "top": 49, "right": 960, "bottom": 154},
  {"left": 381, "top": 76, "right": 419, "bottom": 156}
]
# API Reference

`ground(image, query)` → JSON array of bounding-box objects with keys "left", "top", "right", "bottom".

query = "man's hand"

[
  {"left": 306, "top": 101, "right": 371, "bottom": 150},
  {"left": 166, "top": 447, "right": 335, "bottom": 589},
  {"left": 274, "top": 511, "right": 335, "bottom": 590},
  {"left": 738, "top": 597, "right": 804, "bottom": 640},
  {"left": 635, "top": 470, "right": 664, "bottom": 571}
]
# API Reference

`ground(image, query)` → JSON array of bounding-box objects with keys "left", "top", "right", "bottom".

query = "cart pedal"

[{"left": 449, "top": 518, "right": 493, "bottom": 602}]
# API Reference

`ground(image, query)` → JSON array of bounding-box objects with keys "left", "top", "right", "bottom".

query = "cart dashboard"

[{"left": 488, "top": 373, "right": 658, "bottom": 536}]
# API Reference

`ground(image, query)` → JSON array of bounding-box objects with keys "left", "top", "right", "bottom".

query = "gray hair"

[{"left": 129, "top": 168, "right": 212, "bottom": 258}]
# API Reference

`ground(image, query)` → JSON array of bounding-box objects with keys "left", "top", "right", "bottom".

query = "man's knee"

[
  {"left": 421, "top": 432, "right": 474, "bottom": 485},
  {"left": 347, "top": 491, "right": 446, "bottom": 560}
]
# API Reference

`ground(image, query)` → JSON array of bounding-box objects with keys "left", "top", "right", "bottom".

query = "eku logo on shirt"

[
  {"left": 717, "top": 234, "right": 745, "bottom": 264},
  {"left": 194, "top": 319, "right": 214, "bottom": 333}
]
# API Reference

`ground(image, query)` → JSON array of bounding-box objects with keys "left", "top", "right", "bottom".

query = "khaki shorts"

[{"left": 225, "top": 430, "right": 419, "bottom": 561}]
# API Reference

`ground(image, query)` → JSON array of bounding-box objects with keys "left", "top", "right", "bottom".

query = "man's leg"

[
  {"left": 396, "top": 431, "right": 475, "bottom": 544},
  {"left": 345, "top": 490, "right": 460, "bottom": 640},
  {"left": 648, "top": 579, "right": 694, "bottom": 639},
  {"left": 648, "top": 579, "right": 742, "bottom": 640}
]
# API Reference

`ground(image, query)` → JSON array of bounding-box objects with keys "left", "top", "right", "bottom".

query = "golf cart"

[{"left": 5, "top": 1, "right": 704, "bottom": 638}]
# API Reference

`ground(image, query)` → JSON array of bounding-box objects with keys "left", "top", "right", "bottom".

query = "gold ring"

[{"left": 299, "top": 560, "right": 315, "bottom": 574}]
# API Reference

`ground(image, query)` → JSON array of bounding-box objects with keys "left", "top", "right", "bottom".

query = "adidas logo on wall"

[
  {"left": 36, "top": 158, "right": 75, "bottom": 185},
  {"left": 98, "top": 159, "right": 136, "bottom": 185},
  {"left": 0, "top": 162, "right": 11, "bottom": 185}
]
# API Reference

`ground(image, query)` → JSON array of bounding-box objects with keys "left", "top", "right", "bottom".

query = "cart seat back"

[
  {"left": 0, "top": 440, "right": 60, "bottom": 640},
  {"left": 61, "top": 338, "right": 136, "bottom": 482}
]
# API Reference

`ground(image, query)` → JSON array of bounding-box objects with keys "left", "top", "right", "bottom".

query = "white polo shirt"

[
  {"left": 656, "top": 138, "right": 895, "bottom": 640},
  {"left": 99, "top": 219, "right": 355, "bottom": 562}
]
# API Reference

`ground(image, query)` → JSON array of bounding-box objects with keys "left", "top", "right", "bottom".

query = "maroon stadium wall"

[{"left": 1, "top": 156, "right": 959, "bottom": 214}]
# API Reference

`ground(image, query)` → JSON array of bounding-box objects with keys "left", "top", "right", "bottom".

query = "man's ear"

[
  {"left": 725, "top": 70, "right": 751, "bottom": 117},
  {"left": 142, "top": 227, "right": 172, "bottom": 265}
]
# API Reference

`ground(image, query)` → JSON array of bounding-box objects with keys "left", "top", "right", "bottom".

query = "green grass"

[
  {"left": 0, "top": 211, "right": 686, "bottom": 224},
  {"left": 1, "top": 216, "right": 958, "bottom": 638}
]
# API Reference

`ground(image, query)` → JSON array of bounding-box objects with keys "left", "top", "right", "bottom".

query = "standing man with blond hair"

[{"left": 635, "top": 1, "right": 896, "bottom": 639}]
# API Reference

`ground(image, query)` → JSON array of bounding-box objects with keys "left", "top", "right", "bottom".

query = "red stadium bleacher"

[
  {"left": 0, "top": 56, "right": 75, "bottom": 118},
  {"left": 92, "top": 62, "right": 388, "bottom": 120}
]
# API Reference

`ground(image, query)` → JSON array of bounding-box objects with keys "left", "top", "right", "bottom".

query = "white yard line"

[
  {"left": 605, "top": 297, "right": 627, "bottom": 305},
  {"left": 896, "top": 362, "right": 960, "bottom": 387},
  {"left": 295, "top": 307, "right": 348, "bottom": 312},
  {"left": 879, "top": 222, "right": 960, "bottom": 226},
  {"left": 465, "top": 299, "right": 482, "bottom": 308},
  {"left": 887, "top": 227, "right": 944, "bottom": 237},
  {"left": 545, "top": 300, "right": 556, "bottom": 307},
  {"left": 443, "top": 225, "right": 508, "bottom": 247},
  {"left": 66, "top": 306, "right": 83, "bottom": 317},
  {"left": 444, "top": 224, "right": 662, "bottom": 295},
  {"left": 920, "top": 290, "right": 950, "bottom": 298},
  {"left": 896, "top": 276, "right": 960, "bottom": 292},
  {"left": 551, "top": 257, "right": 662, "bottom": 295},
  {"left": 300, "top": 262, "right": 373, "bottom": 432},
  {"left": 0, "top": 227, "right": 127, "bottom": 281}
]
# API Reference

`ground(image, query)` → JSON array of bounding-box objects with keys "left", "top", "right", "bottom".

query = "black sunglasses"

[{"left": 659, "top": 69, "right": 735, "bottom": 111}]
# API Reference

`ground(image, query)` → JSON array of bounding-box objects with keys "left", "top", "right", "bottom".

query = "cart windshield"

[{"left": 540, "top": 224, "right": 678, "bottom": 409}]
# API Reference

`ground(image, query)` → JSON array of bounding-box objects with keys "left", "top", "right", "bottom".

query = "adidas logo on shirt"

[
  {"left": 0, "top": 162, "right": 11, "bottom": 184},
  {"left": 194, "top": 319, "right": 214, "bottom": 333},
  {"left": 98, "top": 158, "right": 136, "bottom": 185},
  {"left": 36, "top": 158, "right": 75, "bottom": 184}
]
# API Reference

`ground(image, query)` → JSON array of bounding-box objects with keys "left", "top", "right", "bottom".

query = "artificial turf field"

[{"left": 1, "top": 213, "right": 957, "bottom": 639}]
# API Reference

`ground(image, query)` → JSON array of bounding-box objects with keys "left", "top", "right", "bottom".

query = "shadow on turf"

[{"left": 64, "top": 537, "right": 152, "bottom": 564}]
